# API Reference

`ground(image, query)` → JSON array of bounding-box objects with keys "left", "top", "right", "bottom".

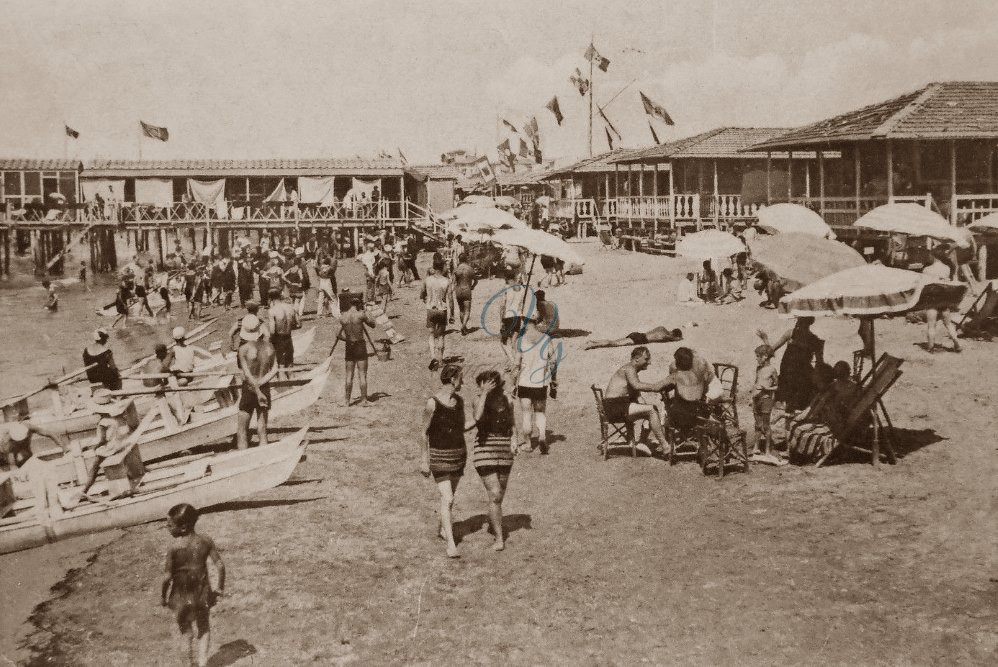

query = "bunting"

[
  {"left": 398, "top": 148, "right": 408, "bottom": 165},
  {"left": 523, "top": 116, "right": 539, "bottom": 141},
  {"left": 648, "top": 122, "right": 661, "bottom": 145},
  {"left": 545, "top": 97, "right": 563, "bottom": 126},
  {"left": 598, "top": 107, "right": 621, "bottom": 140},
  {"left": 497, "top": 138, "right": 516, "bottom": 172},
  {"left": 584, "top": 43, "right": 610, "bottom": 72},
  {"left": 517, "top": 137, "right": 530, "bottom": 158},
  {"left": 65, "top": 125, "right": 79, "bottom": 139},
  {"left": 570, "top": 68, "right": 590, "bottom": 96},
  {"left": 474, "top": 156, "right": 497, "bottom": 187},
  {"left": 639, "top": 91, "right": 675, "bottom": 126},
  {"left": 605, "top": 126, "right": 614, "bottom": 151},
  {"left": 140, "top": 120, "right": 169, "bottom": 142},
  {"left": 502, "top": 119, "right": 519, "bottom": 134}
]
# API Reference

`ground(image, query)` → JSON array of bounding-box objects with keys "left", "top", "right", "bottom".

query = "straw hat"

[
  {"left": 240, "top": 315, "right": 262, "bottom": 342},
  {"left": 171, "top": 326, "right": 186, "bottom": 341},
  {"left": 3, "top": 422, "right": 30, "bottom": 442},
  {"left": 90, "top": 388, "right": 129, "bottom": 416},
  {"left": 93, "top": 327, "right": 109, "bottom": 342}
]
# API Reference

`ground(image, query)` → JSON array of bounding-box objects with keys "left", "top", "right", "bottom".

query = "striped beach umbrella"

[
  {"left": 751, "top": 234, "right": 866, "bottom": 291},
  {"left": 757, "top": 203, "right": 835, "bottom": 239},
  {"left": 855, "top": 204, "right": 974, "bottom": 248}
]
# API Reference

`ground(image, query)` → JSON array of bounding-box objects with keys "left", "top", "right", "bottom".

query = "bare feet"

[
  {"left": 493, "top": 540, "right": 505, "bottom": 552},
  {"left": 446, "top": 545, "right": 460, "bottom": 558}
]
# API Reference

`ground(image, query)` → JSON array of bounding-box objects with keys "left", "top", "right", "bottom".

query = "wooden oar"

[
  {"left": 1, "top": 363, "right": 98, "bottom": 406},
  {"left": 108, "top": 378, "right": 311, "bottom": 397},
  {"left": 121, "top": 322, "right": 217, "bottom": 377},
  {"left": 129, "top": 364, "right": 318, "bottom": 381}
]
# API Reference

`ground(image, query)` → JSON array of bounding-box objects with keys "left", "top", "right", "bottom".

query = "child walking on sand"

[
  {"left": 162, "top": 503, "right": 226, "bottom": 667},
  {"left": 751, "top": 344, "right": 780, "bottom": 463}
]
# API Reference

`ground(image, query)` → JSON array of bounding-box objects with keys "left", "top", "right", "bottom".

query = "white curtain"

[
  {"left": 263, "top": 179, "right": 287, "bottom": 203},
  {"left": 134, "top": 178, "right": 173, "bottom": 206},
  {"left": 81, "top": 179, "right": 125, "bottom": 202},
  {"left": 188, "top": 178, "right": 228, "bottom": 219},
  {"left": 299, "top": 176, "right": 336, "bottom": 205},
  {"left": 351, "top": 177, "right": 380, "bottom": 199}
]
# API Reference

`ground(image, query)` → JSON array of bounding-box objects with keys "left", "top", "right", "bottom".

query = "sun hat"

[
  {"left": 5, "top": 422, "right": 30, "bottom": 442},
  {"left": 171, "top": 326, "right": 186, "bottom": 340},
  {"left": 240, "top": 315, "right": 262, "bottom": 342},
  {"left": 93, "top": 328, "right": 109, "bottom": 342},
  {"left": 90, "top": 388, "right": 129, "bottom": 416}
]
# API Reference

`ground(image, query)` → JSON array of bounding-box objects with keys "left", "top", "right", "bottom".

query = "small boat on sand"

[{"left": 0, "top": 427, "right": 308, "bottom": 555}]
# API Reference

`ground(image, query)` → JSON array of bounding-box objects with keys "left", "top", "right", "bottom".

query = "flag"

[
  {"left": 605, "top": 126, "right": 614, "bottom": 151},
  {"left": 649, "top": 121, "right": 661, "bottom": 145},
  {"left": 585, "top": 43, "right": 610, "bottom": 72},
  {"left": 533, "top": 147, "right": 543, "bottom": 164},
  {"left": 502, "top": 119, "right": 519, "bottom": 134},
  {"left": 598, "top": 107, "right": 621, "bottom": 140},
  {"left": 546, "top": 96, "right": 563, "bottom": 125},
  {"left": 497, "top": 138, "right": 516, "bottom": 171},
  {"left": 398, "top": 148, "right": 408, "bottom": 165},
  {"left": 570, "top": 68, "right": 589, "bottom": 96},
  {"left": 523, "top": 116, "right": 539, "bottom": 141},
  {"left": 639, "top": 91, "right": 675, "bottom": 125},
  {"left": 65, "top": 125, "right": 79, "bottom": 139},
  {"left": 140, "top": 120, "right": 169, "bottom": 142},
  {"left": 517, "top": 137, "right": 530, "bottom": 158},
  {"left": 474, "top": 156, "right": 496, "bottom": 187}
]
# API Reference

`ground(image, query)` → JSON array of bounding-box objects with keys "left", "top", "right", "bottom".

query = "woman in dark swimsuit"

[
  {"left": 472, "top": 371, "right": 517, "bottom": 551},
  {"left": 421, "top": 364, "right": 467, "bottom": 558},
  {"left": 759, "top": 316, "right": 825, "bottom": 412}
]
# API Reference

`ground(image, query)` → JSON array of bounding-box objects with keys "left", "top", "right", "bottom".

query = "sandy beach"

[{"left": 2, "top": 242, "right": 996, "bottom": 665}]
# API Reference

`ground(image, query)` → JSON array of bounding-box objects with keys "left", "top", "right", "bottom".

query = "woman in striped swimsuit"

[
  {"left": 421, "top": 364, "right": 467, "bottom": 558},
  {"left": 472, "top": 370, "right": 517, "bottom": 552}
]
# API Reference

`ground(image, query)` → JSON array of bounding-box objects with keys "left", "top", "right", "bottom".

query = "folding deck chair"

[
  {"left": 815, "top": 353, "right": 903, "bottom": 467},
  {"left": 958, "top": 283, "right": 998, "bottom": 338},
  {"left": 695, "top": 363, "right": 749, "bottom": 477},
  {"left": 591, "top": 385, "right": 637, "bottom": 460}
]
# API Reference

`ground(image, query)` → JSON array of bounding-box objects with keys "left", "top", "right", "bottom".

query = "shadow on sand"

[
  {"left": 453, "top": 513, "right": 532, "bottom": 543},
  {"left": 203, "top": 497, "right": 324, "bottom": 515},
  {"left": 207, "top": 639, "right": 257, "bottom": 667}
]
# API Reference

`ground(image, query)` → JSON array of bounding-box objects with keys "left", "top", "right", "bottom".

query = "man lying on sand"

[{"left": 585, "top": 326, "right": 683, "bottom": 350}]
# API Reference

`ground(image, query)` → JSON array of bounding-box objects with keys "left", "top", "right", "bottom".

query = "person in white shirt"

[
  {"left": 676, "top": 272, "right": 701, "bottom": 304},
  {"left": 516, "top": 318, "right": 558, "bottom": 454}
]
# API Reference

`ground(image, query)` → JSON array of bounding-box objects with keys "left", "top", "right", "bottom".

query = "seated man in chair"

[
  {"left": 660, "top": 347, "right": 716, "bottom": 435},
  {"left": 602, "top": 346, "right": 673, "bottom": 456}
]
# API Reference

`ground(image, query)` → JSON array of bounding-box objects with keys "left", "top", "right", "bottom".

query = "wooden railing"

[
  {"left": 703, "top": 194, "right": 761, "bottom": 220},
  {"left": 789, "top": 196, "right": 887, "bottom": 226},
  {"left": 953, "top": 194, "right": 998, "bottom": 224}
]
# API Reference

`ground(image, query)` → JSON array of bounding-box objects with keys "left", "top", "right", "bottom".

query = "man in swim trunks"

[
  {"left": 453, "top": 252, "right": 477, "bottom": 336},
  {"left": 1, "top": 421, "right": 71, "bottom": 469},
  {"left": 236, "top": 315, "right": 277, "bottom": 449},
  {"left": 421, "top": 255, "right": 451, "bottom": 371},
  {"left": 335, "top": 295, "right": 377, "bottom": 406},
  {"left": 585, "top": 326, "right": 684, "bottom": 350},
  {"left": 602, "top": 346, "right": 672, "bottom": 456},
  {"left": 660, "top": 346, "right": 714, "bottom": 433},
  {"left": 266, "top": 288, "right": 299, "bottom": 374}
]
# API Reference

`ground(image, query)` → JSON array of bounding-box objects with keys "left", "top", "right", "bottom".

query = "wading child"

[
  {"left": 751, "top": 344, "right": 778, "bottom": 458},
  {"left": 42, "top": 280, "right": 58, "bottom": 311},
  {"left": 162, "top": 503, "right": 225, "bottom": 667}
]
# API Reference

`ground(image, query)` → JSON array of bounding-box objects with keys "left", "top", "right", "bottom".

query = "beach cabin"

[{"left": 746, "top": 82, "right": 998, "bottom": 277}]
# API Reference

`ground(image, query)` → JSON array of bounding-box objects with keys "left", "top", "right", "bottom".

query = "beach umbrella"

[
  {"left": 442, "top": 205, "right": 526, "bottom": 230},
  {"left": 968, "top": 212, "right": 998, "bottom": 234},
  {"left": 535, "top": 195, "right": 551, "bottom": 206},
  {"left": 757, "top": 203, "right": 835, "bottom": 239},
  {"left": 675, "top": 230, "right": 744, "bottom": 260},
  {"left": 751, "top": 233, "right": 866, "bottom": 291},
  {"left": 47, "top": 192, "right": 67, "bottom": 202},
  {"left": 460, "top": 194, "right": 495, "bottom": 207},
  {"left": 855, "top": 204, "right": 974, "bottom": 248},
  {"left": 491, "top": 228, "right": 585, "bottom": 266},
  {"left": 493, "top": 195, "right": 519, "bottom": 209}
]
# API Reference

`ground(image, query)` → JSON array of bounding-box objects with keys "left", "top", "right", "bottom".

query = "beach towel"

[
  {"left": 299, "top": 176, "right": 336, "bottom": 206},
  {"left": 188, "top": 178, "right": 227, "bottom": 219}
]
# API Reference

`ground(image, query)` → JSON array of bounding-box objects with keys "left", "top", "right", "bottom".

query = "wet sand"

[{"left": 2, "top": 244, "right": 996, "bottom": 665}]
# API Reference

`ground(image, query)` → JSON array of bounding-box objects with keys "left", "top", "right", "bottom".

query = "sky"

[{"left": 2, "top": 0, "right": 998, "bottom": 166}]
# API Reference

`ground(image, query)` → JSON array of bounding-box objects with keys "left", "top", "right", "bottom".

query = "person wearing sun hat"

[
  {"left": 1, "top": 420, "right": 71, "bottom": 469},
  {"left": 83, "top": 328, "right": 122, "bottom": 390},
  {"left": 82, "top": 389, "right": 135, "bottom": 493},
  {"left": 236, "top": 314, "right": 277, "bottom": 450}
]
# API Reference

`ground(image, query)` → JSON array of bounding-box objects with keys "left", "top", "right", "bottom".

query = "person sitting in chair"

[
  {"left": 585, "top": 326, "right": 683, "bottom": 350},
  {"left": 660, "top": 346, "right": 715, "bottom": 434},
  {"left": 602, "top": 347, "right": 672, "bottom": 456},
  {"left": 786, "top": 361, "right": 863, "bottom": 464}
]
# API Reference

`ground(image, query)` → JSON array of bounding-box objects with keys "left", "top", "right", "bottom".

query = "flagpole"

[
  {"left": 137, "top": 123, "right": 142, "bottom": 161},
  {"left": 63, "top": 121, "right": 68, "bottom": 159},
  {"left": 588, "top": 35, "right": 594, "bottom": 157}
]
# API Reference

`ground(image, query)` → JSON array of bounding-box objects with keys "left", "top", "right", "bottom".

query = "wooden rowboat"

[{"left": 0, "top": 427, "right": 308, "bottom": 555}]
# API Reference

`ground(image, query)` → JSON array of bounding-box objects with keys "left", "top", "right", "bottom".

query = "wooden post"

[
  {"left": 400, "top": 174, "right": 406, "bottom": 225},
  {"left": 818, "top": 151, "right": 826, "bottom": 217},
  {"left": 886, "top": 140, "right": 894, "bottom": 201},
  {"left": 627, "top": 164, "right": 633, "bottom": 226},
  {"left": 805, "top": 160, "right": 811, "bottom": 198},
  {"left": 638, "top": 163, "right": 645, "bottom": 228},
  {"left": 949, "top": 140, "right": 957, "bottom": 224},
  {"left": 787, "top": 151, "right": 794, "bottom": 202},
  {"left": 668, "top": 162, "right": 676, "bottom": 231},
  {"left": 854, "top": 144, "right": 862, "bottom": 219},
  {"left": 765, "top": 152, "right": 772, "bottom": 205},
  {"left": 712, "top": 159, "right": 719, "bottom": 227},
  {"left": 652, "top": 162, "right": 659, "bottom": 234}
]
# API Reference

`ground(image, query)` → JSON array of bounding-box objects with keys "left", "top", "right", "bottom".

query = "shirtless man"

[
  {"left": 661, "top": 346, "right": 715, "bottom": 433},
  {"left": 421, "top": 256, "right": 452, "bottom": 371},
  {"left": 602, "top": 346, "right": 671, "bottom": 455},
  {"left": 1, "top": 421, "right": 71, "bottom": 469},
  {"left": 236, "top": 315, "right": 277, "bottom": 449},
  {"left": 453, "top": 253, "right": 477, "bottom": 335},
  {"left": 585, "top": 326, "right": 684, "bottom": 350},
  {"left": 334, "top": 295, "right": 376, "bottom": 406},
  {"left": 267, "top": 288, "right": 299, "bottom": 373}
]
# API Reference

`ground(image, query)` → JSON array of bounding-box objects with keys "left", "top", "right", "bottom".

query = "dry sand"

[{"left": 3, "top": 243, "right": 996, "bottom": 665}]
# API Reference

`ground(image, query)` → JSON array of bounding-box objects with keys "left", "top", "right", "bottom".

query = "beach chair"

[
  {"left": 816, "top": 353, "right": 903, "bottom": 467},
  {"left": 591, "top": 385, "right": 636, "bottom": 460},
  {"left": 597, "top": 230, "right": 616, "bottom": 251},
  {"left": 958, "top": 283, "right": 998, "bottom": 337},
  {"left": 660, "top": 388, "right": 702, "bottom": 465},
  {"left": 695, "top": 364, "right": 749, "bottom": 477}
]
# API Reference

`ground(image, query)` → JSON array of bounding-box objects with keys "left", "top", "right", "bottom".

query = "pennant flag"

[
  {"left": 474, "top": 156, "right": 497, "bottom": 187},
  {"left": 140, "top": 120, "right": 169, "bottom": 142},
  {"left": 598, "top": 107, "right": 621, "bottom": 140},
  {"left": 533, "top": 147, "right": 543, "bottom": 164},
  {"left": 639, "top": 91, "right": 675, "bottom": 126},
  {"left": 649, "top": 121, "right": 661, "bottom": 145},
  {"left": 398, "top": 148, "right": 408, "bottom": 165},
  {"left": 546, "top": 96, "right": 563, "bottom": 126},
  {"left": 65, "top": 125, "right": 79, "bottom": 139},
  {"left": 584, "top": 43, "right": 610, "bottom": 72},
  {"left": 570, "top": 68, "right": 590, "bottom": 96},
  {"left": 517, "top": 137, "right": 530, "bottom": 158},
  {"left": 604, "top": 126, "right": 614, "bottom": 151},
  {"left": 502, "top": 119, "right": 519, "bottom": 134},
  {"left": 497, "top": 138, "right": 515, "bottom": 169},
  {"left": 523, "top": 116, "right": 539, "bottom": 141}
]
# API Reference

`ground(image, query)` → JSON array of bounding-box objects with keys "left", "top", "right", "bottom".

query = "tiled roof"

[
  {"left": 750, "top": 82, "right": 998, "bottom": 150},
  {"left": 544, "top": 148, "right": 648, "bottom": 178},
  {"left": 614, "top": 128, "right": 796, "bottom": 162},
  {"left": 82, "top": 157, "right": 405, "bottom": 176},
  {"left": 409, "top": 164, "right": 462, "bottom": 179},
  {"left": 0, "top": 158, "right": 82, "bottom": 170}
]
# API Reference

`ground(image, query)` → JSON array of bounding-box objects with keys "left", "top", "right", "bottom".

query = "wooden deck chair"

[
  {"left": 597, "top": 230, "right": 616, "bottom": 251},
  {"left": 816, "top": 353, "right": 903, "bottom": 467},
  {"left": 958, "top": 283, "right": 998, "bottom": 337},
  {"left": 712, "top": 363, "right": 740, "bottom": 427},
  {"left": 591, "top": 385, "right": 636, "bottom": 460}
]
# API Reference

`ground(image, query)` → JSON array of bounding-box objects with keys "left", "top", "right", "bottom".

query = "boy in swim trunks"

[
  {"left": 453, "top": 252, "right": 477, "bottom": 335},
  {"left": 334, "top": 296, "right": 376, "bottom": 406},
  {"left": 236, "top": 315, "right": 277, "bottom": 449}
]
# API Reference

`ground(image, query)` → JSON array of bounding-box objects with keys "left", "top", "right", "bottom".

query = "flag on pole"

[
  {"left": 497, "top": 138, "right": 516, "bottom": 171},
  {"left": 570, "top": 68, "right": 590, "bottom": 96},
  {"left": 502, "top": 119, "right": 519, "bottom": 134},
  {"left": 523, "top": 116, "right": 539, "bottom": 141},
  {"left": 140, "top": 121, "right": 169, "bottom": 141},
  {"left": 474, "top": 156, "right": 497, "bottom": 187},
  {"left": 598, "top": 107, "right": 621, "bottom": 140},
  {"left": 648, "top": 121, "right": 661, "bottom": 145},
  {"left": 584, "top": 43, "right": 610, "bottom": 72},
  {"left": 545, "top": 97, "right": 563, "bottom": 126},
  {"left": 604, "top": 126, "right": 615, "bottom": 151},
  {"left": 639, "top": 92, "right": 675, "bottom": 125},
  {"left": 65, "top": 125, "right": 79, "bottom": 139},
  {"left": 517, "top": 137, "right": 530, "bottom": 158},
  {"left": 398, "top": 148, "right": 408, "bottom": 165}
]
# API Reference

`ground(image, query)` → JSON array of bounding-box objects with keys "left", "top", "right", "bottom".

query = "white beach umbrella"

[
  {"left": 675, "top": 230, "right": 744, "bottom": 260},
  {"left": 491, "top": 228, "right": 585, "bottom": 266},
  {"left": 855, "top": 204, "right": 973, "bottom": 248},
  {"left": 443, "top": 205, "right": 526, "bottom": 230},
  {"left": 460, "top": 194, "right": 496, "bottom": 207},
  {"left": 751, "top": 233, "right": 866, "bottom": 291},
  {"left": 967, "top": 212, "right": 998, "bottom": 234},
  {"left": 757, "top": 203, "right": 835, "bottom": 239}
]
